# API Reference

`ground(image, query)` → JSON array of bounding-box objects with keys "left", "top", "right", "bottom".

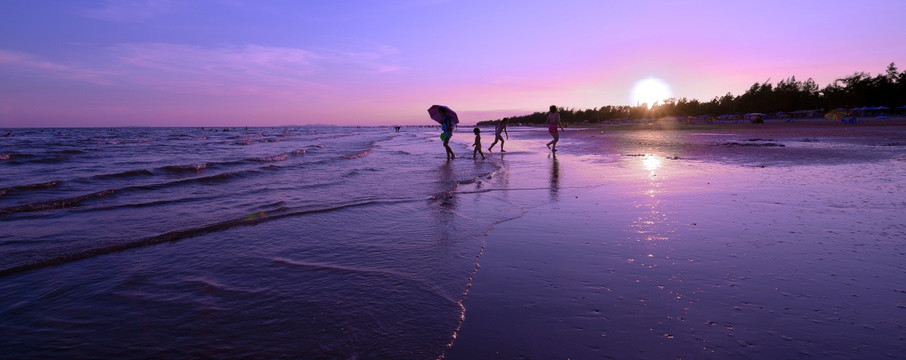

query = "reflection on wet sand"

[
  {"left": 433, "top": 162, "right": 458, "bottom": 246},
  {"left": 641, "top": 153, "right": 663, "bottom": 175},
  {"left": 435, "top": 161, "right": 458, "bottom": 209},
  {"left": 630, "top": 154, "right": 674, "bottom": 243},
  {"left": 451, "top": 124, "right": 906, "bottom": 359},
  {"left": 549, "top": 153, "right": 559, "bottom": 201}
]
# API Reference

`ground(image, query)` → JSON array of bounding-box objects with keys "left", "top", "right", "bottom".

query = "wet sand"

[{"left": 445, "top": 121, "right": 906, "bottom": 359}]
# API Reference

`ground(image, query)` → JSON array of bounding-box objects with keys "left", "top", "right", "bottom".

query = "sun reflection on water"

[
  {"left": 641, "top": 154, "right": 663, "bottom": 174},
  {"left": 630, "top": 153, "right": 672, "bottom": 242}
]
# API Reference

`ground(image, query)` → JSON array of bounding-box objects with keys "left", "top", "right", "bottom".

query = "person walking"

[
  {"left": 439, "top": 106, "right": 456, "bottom": 160},
  {"left": 472, "top": 128, "right": 485, "bottom": 159},
  {"left": 487, "top": 117, "right": 509, "bottom": 152},
  {"left": 545, "top": 105, "right": 565, "bottom": 151}
]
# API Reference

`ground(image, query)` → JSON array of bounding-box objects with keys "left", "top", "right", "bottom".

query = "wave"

[
  {"left": 160, "top": 163, "right": 208, "bottom": 173},
  {"left": 59, "top": 149, "right": 86, "bottom": 154},
  {"left": 171, "top": 135, "right": 208, "bottom": 141},
  {"left": 90, "top": 169, "right": 155, "bottom": 180},
  {"left": 256, "top": 153, "right": 289, "bottom": 162},
  {"left": 125, "top": 167, "right": 264, "bottom": 192},
  {"left": 342, "top": 149, "right": 373, "bottom": 160},
  {"left": 157, "top": 157, "right": 262, "bottom": 174},
  {"left": 0, "top": 166, "right": 265, "bottom": 216},
  {"left": 0, "top": 152, "right": 36, "bottom": 163},
  {"left": 82, "top": 139, "right": 153, "bottom": 145},
  {"left": 252, "top": 149, "right": 306, "bottom": 162},
  {"left": 32, "top": 156, "right": 72, "bottom": 164},
  {"left": 0, "top": 198, "right": 415, "bottom": 277},
  {"left": 341, "top": 141, "right": 377, "bottom": 160},
  {"left": 273, "top": 257, "right": 391, "bottom": 276},
  {"left": 62, "top": 180, "right": 332, "bottom": 215},
  {"left": 0, "top": 150, "right": 88, "bottom": 164},
  {"left": 270, "top": 257, "right": 453, "bottom": 303},
  {"left": 341, "top": 168, "right": 380, "bottom": 178},
  {"left": 314, "top": 133, "right": 357, "bottom": 141},
  {"left": 0, "top": 189, "right": 116, "bottom": 216},
  {"left": 717, "top": 142, "right": 785, "bottom": 147},
  {"left": 0, "top": 180, "right": 63, "bottom": 198}
]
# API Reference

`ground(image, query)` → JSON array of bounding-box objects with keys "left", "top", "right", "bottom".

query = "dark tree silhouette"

[{"left": 477, "top": 63, "right": 904, "bottom": 126}]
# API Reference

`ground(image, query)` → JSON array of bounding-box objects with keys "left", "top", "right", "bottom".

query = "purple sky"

[{"left": 1, "top": 0, "right": 904, "bottom": 127}]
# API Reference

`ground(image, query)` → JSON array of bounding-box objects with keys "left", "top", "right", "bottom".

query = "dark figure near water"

[
  {"left": 472, "top": 128, "right": 485, "bottom": 160},
  {"left": 439, "top": 106, "right": 456, "bottom": 160},
  {"left": 546, "top": 105, "right": 565, "bottom": 151},
  {"left": 488, "top": 117, "right": 509, "bottom": 152}
]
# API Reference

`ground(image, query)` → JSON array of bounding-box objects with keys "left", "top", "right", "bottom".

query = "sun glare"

[
  {"left": 631, "top": 78, "right": 673, "bottom": 108},
  {"left": 641, "top": 154, "right": 663, "bottom": 172}
]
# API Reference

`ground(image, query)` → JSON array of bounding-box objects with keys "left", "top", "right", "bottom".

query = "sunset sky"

[{"left": 2, "top": 0, "right": 905, "bottom": 127}]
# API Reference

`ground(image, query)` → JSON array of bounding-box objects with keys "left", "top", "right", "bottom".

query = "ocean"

[
  {"left": 1, "top": 126, "right": 510, "bottom": 359},
  {"left": 3, "top": 123, "right": 906, "bottom": 359}
]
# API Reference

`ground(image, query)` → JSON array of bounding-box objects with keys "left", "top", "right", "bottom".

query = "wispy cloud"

[
  {"left": 112, "top": 43, "right": 321, "bottom": 77},
  {"left": 82, "top": 0, "right": 176, "bottom": 22},
  {"left": 0, "top": 50, "right": 113, "bottom": 85},
  {"left": 0, "top": 42, "right": 400, "bottom": 98},
  {"left": 109, "top": 43, "right": 327, "bottom": 97},
  {"left": 334, "top": 45, "right": 401, "bottom": 73}
]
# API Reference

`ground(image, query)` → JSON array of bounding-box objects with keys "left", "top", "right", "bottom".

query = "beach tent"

[{"left": 745, "top": 113, "right": 765, "bottom": 123}]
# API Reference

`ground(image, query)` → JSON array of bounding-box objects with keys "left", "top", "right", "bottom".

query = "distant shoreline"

[{"left": 502, "top": 116, "right": 906, "bottom": 131}]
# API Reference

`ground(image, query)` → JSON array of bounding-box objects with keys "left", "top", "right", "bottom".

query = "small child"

[{"left": 472, "top": 128, "right": 485, "bottom": 160}]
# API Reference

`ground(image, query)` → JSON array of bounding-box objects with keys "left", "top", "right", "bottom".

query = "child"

[
  {"left": 545, "top": 105, "right": 565, "bottom": 151},
  {"left": 487, "top": 117, "right": 509, "bottom": 152},
  {"left": 472, "top": 128, "right": 485, "bottom": 160}
]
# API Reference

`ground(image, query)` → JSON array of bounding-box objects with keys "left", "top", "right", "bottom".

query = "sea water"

[
  {"left": 3, "top": 124, "right": 906, "bottom": 359},
  {"left": 0, "top": 126, "right": 511, "bottom": 358}
]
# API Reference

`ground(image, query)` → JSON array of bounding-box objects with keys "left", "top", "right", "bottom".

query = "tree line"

[{"left": 478, "top": 63, "right": 906, "bottom": 126}]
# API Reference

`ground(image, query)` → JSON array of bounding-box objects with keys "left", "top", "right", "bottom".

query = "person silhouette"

[
  {"left": 545, "top": 105, "right": 565, "bottom": 151},
  {"left": 472, "top": 128, "right": 485, "bottom": 159},
  {"left": 439, "top": 106, "right": 456, "bottom": 160},
  {"left": 487, "top": 117, "right": 509, "bottom": 152}
]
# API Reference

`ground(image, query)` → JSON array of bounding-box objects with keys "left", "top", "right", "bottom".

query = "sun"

[{"left": 631, "top": 78, "right": 673, "bottom": 108}]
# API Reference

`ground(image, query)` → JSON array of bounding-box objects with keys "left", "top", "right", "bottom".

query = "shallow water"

[
  {"left": 1, "top": 126, "right": 507, "bottom": 358},
  {"left": 2, "top": 124, "right": 905, "bottom": 359}
]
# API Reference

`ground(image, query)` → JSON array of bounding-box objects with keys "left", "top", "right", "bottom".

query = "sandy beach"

[
  {"left": 445, "top": 121, "right": 906, "bottom": 359},
  {"left": 1, "top": 122, "right": 904, "bottom": 359}
]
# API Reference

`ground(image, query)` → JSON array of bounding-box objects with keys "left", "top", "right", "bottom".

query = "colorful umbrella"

[
  {"left": 824, "top": 110, "right": 848, "bottom": 121},
  {"left": 427, "top": 105, "right": 459, "bottom": 125}
]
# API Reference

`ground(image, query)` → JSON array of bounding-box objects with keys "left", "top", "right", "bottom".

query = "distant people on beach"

[
  {"left": 487, "top": 117, "right": 509, "bottom": 152},
  {"left": 439, "top": 106, "right": 456, "bottom": 160},
  {"left": 472, "top": 128, "right": 485, "bottom": 160},
  {"left": 546, "top": 105, "right": 565, "bottom": 151}
]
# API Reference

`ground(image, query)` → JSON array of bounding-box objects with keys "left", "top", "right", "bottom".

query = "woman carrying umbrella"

[
  {"left": 428, "top": 105, "right": 459, "bottom": 160},
  {"left": 546, "top": 105, "right": 565, "bottom": 151},
  {"left": 439, "top": 106, "right": 456, "bottom": 159}
]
